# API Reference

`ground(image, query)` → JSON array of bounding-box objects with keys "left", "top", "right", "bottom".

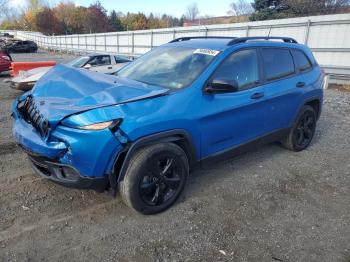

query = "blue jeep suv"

[{"left": 12, "top": 36, "right": 324, "bottom": 214}]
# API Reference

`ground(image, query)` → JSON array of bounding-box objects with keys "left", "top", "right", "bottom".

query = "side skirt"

[{"left": 200, "top": 128, "right": 290, "bottom": 167}]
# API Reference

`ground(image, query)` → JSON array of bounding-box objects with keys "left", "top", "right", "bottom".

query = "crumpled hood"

[{"left": 27, "top": 64, "right": 168, "bottom": 127}]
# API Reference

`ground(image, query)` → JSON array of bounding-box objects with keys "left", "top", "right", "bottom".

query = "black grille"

[{"left": 17, "top": 95, "right": 50, "bottom": 137}]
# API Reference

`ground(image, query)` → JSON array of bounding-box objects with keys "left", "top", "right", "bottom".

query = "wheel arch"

[
  {"left": 113, "top": 129, "right": 198, "bottom": 183},
  {"left": 292, "top": 96, "right": 321, "bottom": 126},
  {"left": 304, "top": 98, "right": 321, "bottom": 120}
]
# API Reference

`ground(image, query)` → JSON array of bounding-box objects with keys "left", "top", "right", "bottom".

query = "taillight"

[{"left": 1, "top": 55, "right": 11, "bottom": 61}]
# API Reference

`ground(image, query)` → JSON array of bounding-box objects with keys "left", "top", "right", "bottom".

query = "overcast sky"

[{"left": 10, "top": 0, "right": 243, "bottom": 17}]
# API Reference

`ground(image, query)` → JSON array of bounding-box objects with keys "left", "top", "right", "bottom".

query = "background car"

[
  {"left": 0, "top": 32, "right": 14, "bottom": 38},
  {"left": 69, "top": 53, "right": 133, "bottom": 74},
  {"left": 9, "top": 53, "right": 133, "bottom": 91},
  {"left": 0, "top": 50, "right": 12, "bottom": 74},
  {"left": 5, "top": 40, "right": 38, "bottom": 53}
]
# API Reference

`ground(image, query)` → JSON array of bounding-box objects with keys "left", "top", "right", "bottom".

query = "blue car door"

[
  {"left": 260, "top": 48, "right": 309, "bottom": 130},
  {"left": 199, "top": 48, "right": 274, "bottom": 159}
]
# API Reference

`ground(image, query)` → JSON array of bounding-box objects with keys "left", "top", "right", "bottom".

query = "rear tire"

[
  {"left": 119, "top": 143, "right": 189, "bottom": 215},
  {"left": 282, "top": 105, "right": 317, "bottom": 151}
]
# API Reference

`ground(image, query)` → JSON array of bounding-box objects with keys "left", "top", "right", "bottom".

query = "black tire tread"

[
  {"left": 119, "top": 142, "right": 188, "bottom": 214},
  {"left": 282, "top": 105, "right": 316, "bottom": 151}
]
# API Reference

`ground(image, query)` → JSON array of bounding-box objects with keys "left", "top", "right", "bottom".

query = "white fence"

[{"left": 2, "top": 13, "right": 350, "bottom": 82}]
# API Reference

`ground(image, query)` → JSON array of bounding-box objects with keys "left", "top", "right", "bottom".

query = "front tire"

[
  {"left": 119, "top": 143, "right": 189, "bottom": 215},
  {"left": 282, "top": 105, "right": 317, "bottom": 151}
]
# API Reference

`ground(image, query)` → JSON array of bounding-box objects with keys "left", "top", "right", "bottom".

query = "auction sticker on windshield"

[{"left": 194, "top": 49, "right": 220, "bottom": 56}]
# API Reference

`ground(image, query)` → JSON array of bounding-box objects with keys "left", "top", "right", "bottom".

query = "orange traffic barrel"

[{"left": 10, "top": 61, "right": 56, "bottom": 77}]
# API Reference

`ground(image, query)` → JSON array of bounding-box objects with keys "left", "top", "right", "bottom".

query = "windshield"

[
  {"left": 66, "top": 56, "right": 90, "bottom": 68},
  {"left": 117, "top": 47, "right": 219, "bottom": 89}
]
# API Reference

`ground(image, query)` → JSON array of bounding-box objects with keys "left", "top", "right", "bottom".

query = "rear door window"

[
  {"left": 261, "top": 48, "right": 295, "bottom": 81},
  {"left": 291, "top": 50, "right": 312, "bottom": 72}
]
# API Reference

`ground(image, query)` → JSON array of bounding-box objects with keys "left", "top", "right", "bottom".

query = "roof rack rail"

[
  {"left": 170, "top": 36, "right": 237, "bottom": 43},
  {"left": 228, "top": 36, "right": 298, "bottom": 45}
]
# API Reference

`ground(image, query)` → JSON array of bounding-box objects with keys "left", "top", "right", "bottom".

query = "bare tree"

[
  {"left": 186, "top": 2, "right": 199, "bottom": 21},
  {"left": 228, "top": 0, "right": 254, "bottom": 16}
]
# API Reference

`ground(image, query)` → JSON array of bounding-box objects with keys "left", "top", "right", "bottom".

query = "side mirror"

[
  {"left": 204, "top": 78, "right": 239, "bottom": 94},
  {"left": 83, "top": 64, "right": 92, "bottom": 69}
]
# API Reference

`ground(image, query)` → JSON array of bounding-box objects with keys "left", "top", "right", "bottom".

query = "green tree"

[
  {"left": 147, "top": 13, "right": 161, "bottom": 29},
  {"left": 250, "top": 0, "right": 350, "bottom": 21},
  {"left": 108, "top": 10, "right": 124, "bottom": 31},
  {"left": 0, "top": 19, "right": 21, "bottom": 30},
  {"left": 250, "top": 0, "right": 282, "bottom": 20},
  {"left": 122, "top": 12, "right": 148, "bottom": 30},
  {"left": 179, "top": 15, "right": 185, "bottom": 26},
  {"left": 281, "top": 0, "right": 350, "bottom": 16}
]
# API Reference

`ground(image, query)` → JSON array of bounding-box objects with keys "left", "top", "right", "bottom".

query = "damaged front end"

[
  {"left": 12, "top": 65, "right": 170, "bottom": 192},
  {"left": 13, "top": 97, "right": 123, "bottom": 192},
  {"left": 12, "top": 94, "right": 128, "bottom": 193}
]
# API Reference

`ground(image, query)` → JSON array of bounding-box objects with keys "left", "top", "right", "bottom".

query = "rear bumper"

[{"left": 27, "top": 152, "right": 109, "bottom": 192}]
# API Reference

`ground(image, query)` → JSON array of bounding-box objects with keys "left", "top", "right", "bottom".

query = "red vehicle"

[{"left": 0, "top": 50, "right": 12, "bottom": 73}]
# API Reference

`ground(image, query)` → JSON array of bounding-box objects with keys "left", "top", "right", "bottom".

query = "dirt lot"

[{"left": 0, "top": 51, "right": 350, "bottom": 262}]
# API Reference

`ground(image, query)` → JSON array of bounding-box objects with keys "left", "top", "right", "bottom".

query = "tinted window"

[
  {"left": 88, "top": 55, "right": 111, "bottom": 66},
  {"left": 211, "top": 49, "right": 259, "bottom": 90},
  {"left": 261, "top": 48, "right": 295, "bottom": 81},
  {"left": 292, "top": 50, "right": 312, "bottom": 72},
  {"left": 114, "top": 55, "right": 131, "bottom": 63}
]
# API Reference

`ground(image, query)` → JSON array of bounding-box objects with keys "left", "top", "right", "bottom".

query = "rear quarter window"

[
  {"left": 291, "top": 50, "right": 312, "bottom": 72},
  {"left": 115, "top": 56, "right": 131, "bottom": 63},
  {"left": 261, "top": 48, "right": 295, "bottom": 81}
]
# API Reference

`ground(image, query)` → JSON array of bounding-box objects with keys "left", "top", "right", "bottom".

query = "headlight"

[
  {"left": 79, "top": 121, "right": 114, "bottom": 130},
  {"left": 66, "top": 119, "right": 122, "bottom": 131},
  {"left": 26, "top": 81, "right": 35, "bottom": 86}
]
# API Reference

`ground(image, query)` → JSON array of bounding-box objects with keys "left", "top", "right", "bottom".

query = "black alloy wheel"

[
  {"left": 282, "top": 105, "right": 317, "bottom": 151},
  {"left": 139, "top": 154, "right": 182, "bottom": 206},
  {"left": 293, "top": 110, "right": 316, "bottom": 148},
  {"left": 119, "top": 143, "right": 188, "bottom": 214}
]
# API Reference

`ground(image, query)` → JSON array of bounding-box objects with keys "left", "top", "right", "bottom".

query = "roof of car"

[
  {"left": 164, "top": 38, "right": 235, "bottom": 51},
  {"left": 164, "top": 36, "right": 300, "bottom": 51},
  {"left": 88, "top": 53, "right": 111, "bottom": 57}
]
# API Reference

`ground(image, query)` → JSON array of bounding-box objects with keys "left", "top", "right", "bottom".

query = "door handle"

[
  {"left": 251, "top": 92, "right": 264, "bottom": 99},
  {"left": 296, "top": 82, "right": 306, "bottom": 88},
  {"left": 108, "top": 66, "right": 113, "bottom": 69}
]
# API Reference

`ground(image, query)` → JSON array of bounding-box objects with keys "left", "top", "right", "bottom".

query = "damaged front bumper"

[
  {"left": 12, "top": 101, "right": 124, "bottom": 192},
  {"left": 28, "top": 154, "right": 109, "bottom": 192}
]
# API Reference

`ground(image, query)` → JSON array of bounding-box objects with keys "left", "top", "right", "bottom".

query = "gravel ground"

[{"left": 0, "top": 51, "right": 350, "bottom": 262}]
